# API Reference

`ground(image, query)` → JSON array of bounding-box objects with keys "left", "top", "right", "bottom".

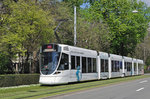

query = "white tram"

[{"left": 39, "top": 44, "right": 144, "bottom": 85}]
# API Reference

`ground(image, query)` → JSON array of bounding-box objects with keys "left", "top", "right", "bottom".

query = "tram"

[{"left": 39, "top": 44, "right": 144, "bottom": 85}]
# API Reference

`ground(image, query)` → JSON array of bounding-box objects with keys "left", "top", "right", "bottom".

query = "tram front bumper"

[{"left": 39, "top": 75, "right": 69, "bottom": 85}]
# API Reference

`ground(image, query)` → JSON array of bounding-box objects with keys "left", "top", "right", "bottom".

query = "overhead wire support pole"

[{"left": 74, "top": 6, "right": 77, "bottom": 46}]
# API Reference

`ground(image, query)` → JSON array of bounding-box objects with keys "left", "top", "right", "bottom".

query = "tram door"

[{"left": 70, "top": 55, "right": 81, "bottom": 82}]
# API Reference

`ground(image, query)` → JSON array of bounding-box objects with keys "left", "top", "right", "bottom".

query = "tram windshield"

[{"left": 41, "top": 52, "right": 60, "bottom": 75}]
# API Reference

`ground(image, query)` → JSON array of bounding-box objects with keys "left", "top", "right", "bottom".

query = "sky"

[
  {"left": 141, "top": 0, "right": 150, "bottom": 6},
  {"left": 80, "top": 0, "right": 150, "bottom": 8}
]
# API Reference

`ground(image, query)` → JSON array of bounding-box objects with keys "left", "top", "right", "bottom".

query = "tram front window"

[{"left": 41, "top": 52, "right": 60, "bottom": 75}]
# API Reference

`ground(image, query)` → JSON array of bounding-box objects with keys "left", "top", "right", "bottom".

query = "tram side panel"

[
  {"left": 133, "top": 58, "right": 137, "bottom": 75},
  {"left": 137, "top": 59, "right": 144, "bottom": 75},
  {"left": 80, "top": 57, "right": 98, "bottom": 81},
  {"left": 69, "top": 46, "right": 98, "bottom": 82},
  {"left": 99, "top": 52, "right": 109, "bottom": 79},
  {"left": 123, "top": 57, "right": 132, "bottom": 76},
  {"left": 110, "top": 54, "right": 123, "bottom": 78}
]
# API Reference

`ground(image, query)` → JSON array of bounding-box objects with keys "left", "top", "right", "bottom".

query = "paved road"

[{"left": 50, "top": 76, "right": 150, "bottom": 99}]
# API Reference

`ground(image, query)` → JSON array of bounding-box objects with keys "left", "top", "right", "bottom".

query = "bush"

[
  {"left": 0, "top": 74, "right": 40, "bottom": 87},
  {"left": 144, "top": 70, "right": 150, "bottom": 73}
]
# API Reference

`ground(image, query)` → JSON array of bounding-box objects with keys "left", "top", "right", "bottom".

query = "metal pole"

[
  {"left": 74, "top": 6, "right": 76, "bottom": 46},
  {"left": 144, "top": 46, "right": 145, "bottom": 62}
]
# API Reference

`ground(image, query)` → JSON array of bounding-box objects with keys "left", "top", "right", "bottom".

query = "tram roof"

[
  {"left": 58, "top": 44, "right": 97, "bottom": 57},
  {"left": 137, "top": 59, "right": 144, "bottom": 64},
  {"left": 99, "top": 52, "right": 109, "bottom": 59},
  {"left": 133, "top": 58, "right": 137, "bottom": 62},
  {"left": 123, "top": 56, "right": 132, "bottom": 62},
  {"left": 110, "top": 54, "right": 122, "bottom": 61}
]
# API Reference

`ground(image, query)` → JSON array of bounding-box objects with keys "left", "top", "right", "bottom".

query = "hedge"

[
  {"left": 0, "top": 74, "right": 40, "bottom": 87},
  {"left": 144, "top": 70, "right": 150, "bottom": 73}
]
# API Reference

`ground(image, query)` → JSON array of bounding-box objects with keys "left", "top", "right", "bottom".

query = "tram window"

[
  {"left": 105, "top": 60, "right": 108, "bottom": 72},
  {"left": 91, "top": 58, "right": 93, "bottom": 72},
  {"left": 42, "top": 52, "right": 52, "bottom": 66},
  {"left": 71, "top": 56, "right": 75, "bottom": 69},
  {"left": 127, "top": 62, "right": 129, "bottom": 71},
  {"left": 111, "top": 61, "right": 113, "bottom": 72},
  {"left": 127, "top": 62, "right": 131, "bottom": 71},
  {"left": 111, "top": 61, "right": 114, "bottom": 72},
  {"left": 88, "top": 58, "right": 92, "bottom": 73},
  {"left": 112, "top": 60, "right": 117, "bottom": 72},
  {"left": 134, "top": 63, "right": 136, "bottom": 71},
  {"left": 118, "top": 61, "right": 120, "bottom": 71},
  {"left": 114, "top": 61, "right": 116, "bottom": 72},
  {"left": 113, "top": 61, "right": 115, "bottom": 72},
  {"left": 116, "top": 61, "right": 119, "bottom": 72},
  {"left": 115, "top": 61, "right": 119, "bottom": 72},
  {"left": 139, "top": 64, "right": 143, "bottom": 72},
  {"left": 114, "top": 61, "right": 117, "bottom": 72},
  {"left": 126, "top": 62, "right": 128, "bottom": 69},
  {"left": 129, "top": 62, "right": 131, "bottom": 71},
  {"left": 82, "top": 57, "right": 86, "bottom": 73},
  {"left": 120, "top": 62, "right": 122, "bottom": 69},
  {"left": 130, "top": 63, "right": 132, "bottom": 71},
  {"left": 125, "top": 62, "right": 127, "bottom": 69},
  {"left": 77, "top": 56, "right": 80, "bottom": 67},
  {"left": 93, "top": 58, "right": 96, "bottom": 72},
  {"left": 128, "top": 63, "right": 130, "bottom": 71},
  {"left": 101, "top": 59, "right": 104, "bottom": 72},
  {"left": 58, "top": 53, "right": 69, "bottom": 70},
  {"left": 138, "top": 64, "right": 141, "bottom": 72}
]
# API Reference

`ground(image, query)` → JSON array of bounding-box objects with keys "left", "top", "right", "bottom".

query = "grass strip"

[{"left": 0, "top": 75, "right": 149, "bottom": 99}]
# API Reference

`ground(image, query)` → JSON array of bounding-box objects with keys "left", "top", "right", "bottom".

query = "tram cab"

[
  {"left": 39, "top": 43, "right": 98, "bottom": 85},
  {"left": 39, "top": 44, "right": 70, "bottom": 84}
]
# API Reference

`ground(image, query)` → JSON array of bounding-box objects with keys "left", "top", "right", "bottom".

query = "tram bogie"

[{"left": 39, "top": 44, "right": 144, "bottom": 85}]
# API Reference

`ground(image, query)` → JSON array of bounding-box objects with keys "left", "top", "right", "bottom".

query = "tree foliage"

[
  {"left": 1, "top": 0, "right": 54, "bottom": 55},
  {"left": 0, "top": 0, "right": 54, "bottom": 73},
  {"left": 89, "top": 0, "right": 150, "bottom": 56},
  {"left": 2, "top": 0, "right": 54, "bottom": 52},
  {"left": 0, "top": 52, "right": 11, "bottom": 74}
]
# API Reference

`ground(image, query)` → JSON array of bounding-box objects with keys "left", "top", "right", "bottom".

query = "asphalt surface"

[{"left": 49, "top": 75, "right": 150, "bottom": 99}]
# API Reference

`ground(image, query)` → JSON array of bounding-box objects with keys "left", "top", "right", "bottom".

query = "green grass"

[{"left": 0, "top": 75, "right": 150, "bottom": 99}]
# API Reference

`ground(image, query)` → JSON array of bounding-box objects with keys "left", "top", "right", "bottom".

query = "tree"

[
  {"left": 41, "top": 0, "right": 76, "bottom": 45},
  {"left": 0, "top": 52, "right": 12, "bottom": 74},
  {"left": 63, "top": 0, "right": 84, "bottom": 7},
  {"left": 89, "top": 0, "right": 150, "bottom": 56},
  {"left": 0, "top": 0, "right": 54, "bottom": 73}
]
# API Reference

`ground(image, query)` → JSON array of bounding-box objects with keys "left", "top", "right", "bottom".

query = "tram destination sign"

[
  {"left": 42, "top": 44, "right": 58, "bottom": 52},
  {"left": 43, "top": 49, "right": 56, "bottom": 52}
]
